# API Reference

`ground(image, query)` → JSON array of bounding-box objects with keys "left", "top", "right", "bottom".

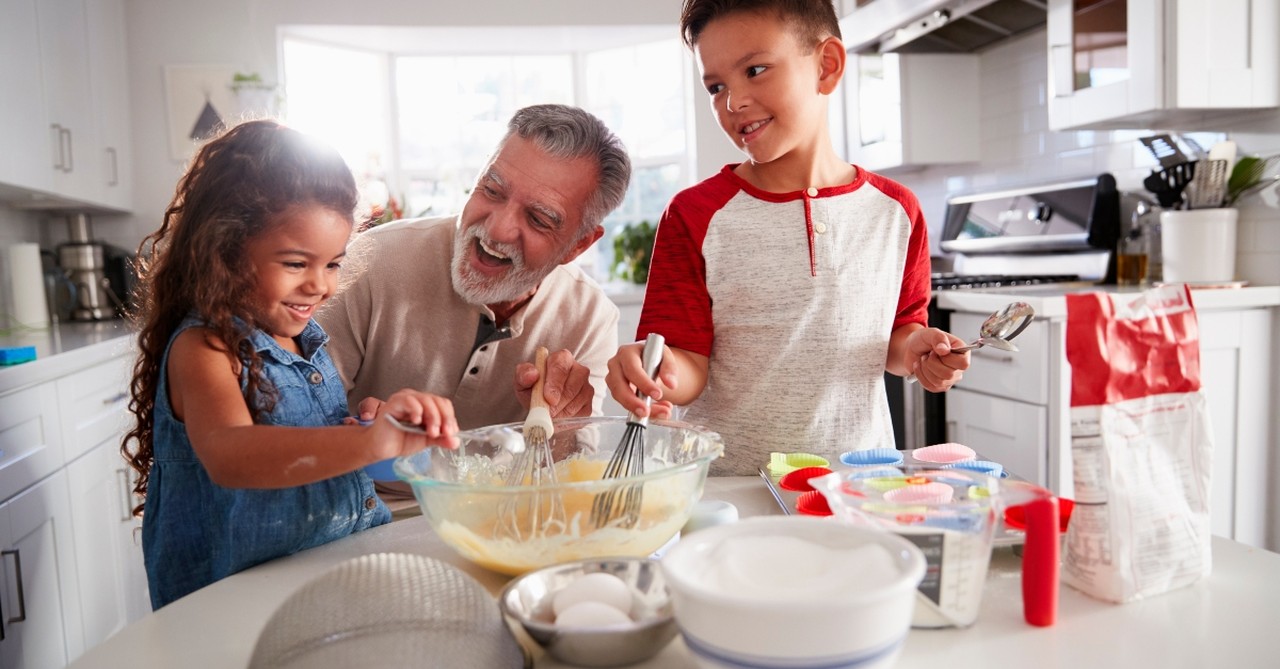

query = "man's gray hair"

[{"left": 502, "top": 104, "right": 632, "bottom": 238}]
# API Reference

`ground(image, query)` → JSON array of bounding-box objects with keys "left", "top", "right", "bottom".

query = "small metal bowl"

[{"left": 498, "top": 557, "right": 677, "bottom": 668}]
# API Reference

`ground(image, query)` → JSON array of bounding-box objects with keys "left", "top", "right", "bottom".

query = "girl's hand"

[{"left": 370, "top": 389, "right": 459, "bottom": 457}]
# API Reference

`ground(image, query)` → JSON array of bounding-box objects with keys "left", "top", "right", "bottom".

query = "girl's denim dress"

[{"left": 142, "top": 317, "right": 390, "bottom": 609}]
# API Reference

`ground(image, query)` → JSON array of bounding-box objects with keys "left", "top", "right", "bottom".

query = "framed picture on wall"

[{"left": 163, "top": 64, "right": 238, "bottom": 161}]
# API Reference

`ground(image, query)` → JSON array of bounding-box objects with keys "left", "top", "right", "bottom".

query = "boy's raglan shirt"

[{"left": 639, "top": 165, "right": 931, "bottom": 475}]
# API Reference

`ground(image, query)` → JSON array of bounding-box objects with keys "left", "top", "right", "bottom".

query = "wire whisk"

[
  {"left": 497, "top": 346, "right": 565, "bottom": 540},
  {"left": 591, "top": 333, "right": 665, "bottom": 529}
]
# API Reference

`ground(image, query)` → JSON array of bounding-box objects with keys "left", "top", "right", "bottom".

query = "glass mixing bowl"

[{"left": 395, "top": 416, "right": 724, "bottom": 576}]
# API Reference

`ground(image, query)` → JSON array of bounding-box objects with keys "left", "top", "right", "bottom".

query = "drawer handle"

[
  {"left": 972, "top": 349, "right": 1015, "bottom": 363},
  {"left": 2, "top": 549, "right": 26, "bottom": 625},
  {"left": 103, "top": 392, "right": 128, "bottom": 405},
  {"left": 117, "top": 468, "right": 134, "bottom": 521}
]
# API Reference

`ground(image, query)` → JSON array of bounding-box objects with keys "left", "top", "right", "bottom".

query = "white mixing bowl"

[{"left": 660, "top": 516, "right": 925, "bottom": 669}]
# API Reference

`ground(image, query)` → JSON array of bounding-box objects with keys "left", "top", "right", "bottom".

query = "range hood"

[{"left": 840, "top": 0, "right": 1047, "bottom": 55}]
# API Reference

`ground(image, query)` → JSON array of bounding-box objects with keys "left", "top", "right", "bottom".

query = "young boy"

[{"left": 605, "top": 0, "right": 970, "bottom": 475}]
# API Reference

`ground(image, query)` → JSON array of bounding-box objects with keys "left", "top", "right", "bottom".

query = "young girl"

[{"left": 122, "top": 120, "right": 458, "bottom": 609}]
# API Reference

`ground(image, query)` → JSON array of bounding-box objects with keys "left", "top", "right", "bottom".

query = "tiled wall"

[{"left": 891, "top": 28, "right": 1280, "bottom": 286}]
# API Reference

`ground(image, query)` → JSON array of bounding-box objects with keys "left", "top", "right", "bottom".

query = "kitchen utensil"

[
  {"left": 499, "top": 557, "right": 677, "bottom": 668},
  {"left": 1186, "top": 158, "right": 1230, "bottom": 209},
  {"left": 1140, "top": 134, "right": 1189, "bottom": 168},
  {"left": 498, "top": 346, "right": 565, "bottom": 541},
  {"left": 1159, "top": 208, "right": 1239, "bottom": 283},
  {"left": 592, "top": 333, "right": 664, "bottom": 529},
  {"left": 757, "top": 467, "right": 791, "bottom": 515},
  {"left": 815, "top": 468, "right": 1059, "bottom": 629},
  {"left": 248, "top": 553, "right": 527, "bottom": 669},
  {"left": 1208, "top": 139, "right": 1237, "bottom": 165},
  {"left": 660, "top": 516, "right": 925, "bottom": 669},
  {"left": 394, "top": 416, "right": 723, "bottom": 575},
  {"left": 1143, "top": 161, "right": 1197, "bottom": 208},
  {"left": 907, "top": 301, "right": 1034, "bottom": 383}
]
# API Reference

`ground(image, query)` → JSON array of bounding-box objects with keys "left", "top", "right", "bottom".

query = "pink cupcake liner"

[
  {"left": 911, "top": 443, "right": 976, "bottom": 464},
  {"left": 883, "top": 481, "right": 955, "bottom": 505}
]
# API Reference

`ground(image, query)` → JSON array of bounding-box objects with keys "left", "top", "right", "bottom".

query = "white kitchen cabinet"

[
  {"left": 946, "top": 388, "right": 1048, "bottom": 487},
  {"left": 0, "top": 0, "right": 53, "bottom": 196},
  {"left": 843, "top": 52, "right": 980, "bottom": 171},
  {"left": 84, "top": 0, "right": 133, "bottom": 211},
  {"left": 55, "top": 356, "right": 131, "bottom": 463},
  {"left": 1047, "top": 0, "right": 1280, "bottom": 131},
  {"left": 0, "top": 470, "right": 85, "bottom": 669},
  {"left": 36, "top": 0, "right": 99, "bottom": 203},
  {"left": 0, "top": 380, "right": 64, "bottom": 504},
  {"left": 0, "top": 0, "right": 132, "bottom": 212},
  {"left": 66, "top": 438, "right": 148, "bottom": 655}
]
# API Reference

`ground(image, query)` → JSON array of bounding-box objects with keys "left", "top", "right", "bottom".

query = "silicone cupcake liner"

[
  {"left": 911, "top": 443, "right": 977, "bottom": 464},
  {"left": 847, "top": 466, "right": 904, "bottom": 480},
  {"left": 779, "top": 466, "right": 834, "bottom": 492},
  {"left": 839, "top": 448, "right": 904, "bottom": 467},
  {"left": 884, "top": 481, "right": 955, "bottom": 505},
  {"left": 943, "top": 460, "right": 1006, "bottom": 477},
  {"left": 795, "top": 490, "right": 832, "bottom": 516},
  {"left": 767, "top": 452, "right": 830, "bottom": 478}
]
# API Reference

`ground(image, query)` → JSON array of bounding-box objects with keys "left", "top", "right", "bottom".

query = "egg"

[
  {"left": 551, "top": 572, "right": 633, "bottom": 618},
  {"left": 554, "top": 601, "right": 633, "bottom": 628}
]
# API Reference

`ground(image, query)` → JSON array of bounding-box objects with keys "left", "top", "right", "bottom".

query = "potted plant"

[{"left": 610, "top": 220, "right": 656, "bottom": 284}]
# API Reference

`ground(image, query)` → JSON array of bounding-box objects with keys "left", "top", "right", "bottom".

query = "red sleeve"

[
  {"left": 870, "top": 174, "right": 931, "bottom": 330},
  {"left": 636, "top": 178, "right": 735, "bottom": 356}
]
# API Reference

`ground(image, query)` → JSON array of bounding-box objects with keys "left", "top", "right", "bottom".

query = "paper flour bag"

[{"left": 1061, "top": 284, "right": 1213, "bottom": 603}]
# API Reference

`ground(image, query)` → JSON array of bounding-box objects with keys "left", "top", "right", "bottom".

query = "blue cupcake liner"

[{"left": 839, "top": 448, "right": 904, "bottom": 467}]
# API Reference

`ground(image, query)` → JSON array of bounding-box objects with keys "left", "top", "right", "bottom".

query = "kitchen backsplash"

[{"left": 894, "top": 28, "right": 1280, "bottom": 286}]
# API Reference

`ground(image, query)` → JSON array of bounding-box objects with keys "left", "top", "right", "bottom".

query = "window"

[{"left": 281, "top": 29, "right": 689, "bottom": 283}]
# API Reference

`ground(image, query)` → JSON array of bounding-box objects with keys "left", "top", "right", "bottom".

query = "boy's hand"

[
  {"left": 513, "top": 348, "right": 594, "bottom": 418},
  {"left": 345, "top": 396, "right": 384, "bottom": 424},
  {"left": 371, "top": 389, "right": 459, "bottom": 454},
  {"left": 904, "top": 327, "right": 970, "bottom": 392},
  {"left": 606, "top": 341, "right": 679, "bottom": 418}
]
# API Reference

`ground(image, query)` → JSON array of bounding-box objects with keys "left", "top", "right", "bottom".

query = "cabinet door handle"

[
  {"left": 117, "top": 468, "right": 134, "bottom": 521},
  {"left": 972, "top": 349, "right": 1015, "bottom": 364},
  {"left": 61, "top": 128, "right": 74, "bottom": 173},
  {"left": 50, "top": 123, "right": 65, "bottom": 170},
  {"left": 107, "top": 147, "right": 119, "bottom": 186},
  {"left": 1, "top": 550, "right": 26, "bottom": 625},
  {"left": 103, "top": 391, "right": 128, "bottom": 405}
]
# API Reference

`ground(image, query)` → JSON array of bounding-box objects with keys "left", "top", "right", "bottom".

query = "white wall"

[{"left": 886, "top": 29, "right": 1280, "bottom": 286}]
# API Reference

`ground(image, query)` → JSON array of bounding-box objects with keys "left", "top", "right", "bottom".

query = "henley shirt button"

[
  {"left": 806, "top": 186, "right": 819, "bottom": 197},
  {"left": 469, "top": 367, "right": 479, "bottom": 375},
  {"left": 308, "top": 371, "right": 323, "bottom": 384},
  {"left": 480, "top": 345, "right": 488, "bottom": 352},
  {"left": 364, "top": 497, "right": 377, "bottom": 510},
  {"left": 815, "top": 222, "right": 828, "bottom": 234}
]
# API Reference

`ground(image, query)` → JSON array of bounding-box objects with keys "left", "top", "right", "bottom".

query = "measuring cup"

[{"left": 813, "top": 468, "right": 1059, "bottom": 628}]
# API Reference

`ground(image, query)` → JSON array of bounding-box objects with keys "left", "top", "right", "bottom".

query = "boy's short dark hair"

[{"left": 680, "top": 0, "right": 841, "bottom": 50}]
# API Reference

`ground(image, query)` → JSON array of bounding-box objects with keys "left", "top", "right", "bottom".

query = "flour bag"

[{"left": 1062, "top": 284, "right": 1213, "bottom": 603}]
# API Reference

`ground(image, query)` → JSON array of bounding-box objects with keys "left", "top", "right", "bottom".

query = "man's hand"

[{"left": 514, "top": 348, "right": 594, "bottom": 418}]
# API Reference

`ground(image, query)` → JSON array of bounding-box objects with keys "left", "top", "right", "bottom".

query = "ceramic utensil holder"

[{"left": 1159, "top": 208, "right": 1237, "bottom": 283}]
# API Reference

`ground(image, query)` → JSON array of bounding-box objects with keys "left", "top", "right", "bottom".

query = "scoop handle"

[{"left": 1020, "top": 496, "right": 1060, "bottom": 627}]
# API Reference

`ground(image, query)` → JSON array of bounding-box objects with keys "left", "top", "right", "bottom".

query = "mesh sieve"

[{"left": 248, "top": 553, "right": 529, "bottom": 668}]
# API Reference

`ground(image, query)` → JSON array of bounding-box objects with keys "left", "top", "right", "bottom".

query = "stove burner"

[{"left": 930, "top": 273, "right": 1081, "bottom": 290}]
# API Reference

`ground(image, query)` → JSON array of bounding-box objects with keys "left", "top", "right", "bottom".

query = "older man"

[{"left": 318, "top": 104, "right": 631, "bottom": 503}]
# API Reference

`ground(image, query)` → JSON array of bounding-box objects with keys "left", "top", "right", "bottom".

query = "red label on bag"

[{"left": 1065, "top": 284, "right": 1201, "bottom": 406}]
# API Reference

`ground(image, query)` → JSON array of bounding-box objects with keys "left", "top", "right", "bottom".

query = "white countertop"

[
  {"left": 937, "top": 283, "right": 1280, "bottom": 317},
  {"left": 0, "top": 319, "right": 133, "bottom": 392},
  {"left": 70, "top": 477, "right": 1279, "bottom": 669}
]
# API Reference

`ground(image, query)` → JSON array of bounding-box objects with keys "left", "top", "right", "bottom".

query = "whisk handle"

[
  {"left": 629, "top": 333, "right": 666, "bottom": 425},
  {"left": 526, "top": 346, "right": 554, "bottom": 438}
]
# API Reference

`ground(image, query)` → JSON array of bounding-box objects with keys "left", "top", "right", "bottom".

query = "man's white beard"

[{"left": 450, "top": 224, "right": 558, "bottom": 306}]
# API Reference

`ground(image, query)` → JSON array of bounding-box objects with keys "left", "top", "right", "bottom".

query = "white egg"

[
  {"left": 551, "top": 572, "right": 633, "bottom": 618},
  {"left": 554, "top": 601, "right": 633, "bottom": 628}
]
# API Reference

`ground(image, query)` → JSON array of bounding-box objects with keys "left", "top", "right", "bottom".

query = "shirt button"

[
  {"left": 806, "top": 186, "right": 819, "bottom": 197},
  {"left": 469, "top": 367, "right": 479, "bottom": 375},
  {"left": 480, "top": 345, "right": 488, "bottom": 352},
  {"left": 308, "top": 371, "right": 323, "bottom": 384},
  {"left": 364, "top": 497, "right": 377, "bottom": 510},
  {"left": 815, "top": 222, "right": 828, "bottom": 234}
]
